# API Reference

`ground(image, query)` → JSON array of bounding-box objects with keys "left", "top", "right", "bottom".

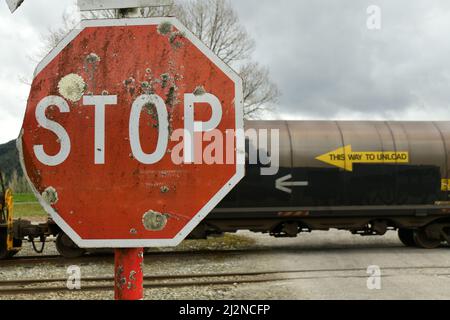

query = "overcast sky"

[{"left": 1, "top": 0, "right": 450, "bottom": 143}]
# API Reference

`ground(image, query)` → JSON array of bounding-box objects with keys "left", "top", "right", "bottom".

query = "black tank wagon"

[
  {"left": 200, "top": 120, "right": 450, "bottom": 249},
  {"left": 3, "top": 120, "right": 450, "bottom": 258}
]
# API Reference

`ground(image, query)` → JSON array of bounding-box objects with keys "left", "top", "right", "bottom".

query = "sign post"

[
  {"left": 18, "top": 18, "right": 244, "bottom": 300},
  {"left": 114, "top": 248, "right": 144, "bottom": 300}
]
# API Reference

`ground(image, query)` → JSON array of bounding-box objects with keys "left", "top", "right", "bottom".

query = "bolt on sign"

[{"left": 18, "top": 18, "right": 245, "bottom": 248}]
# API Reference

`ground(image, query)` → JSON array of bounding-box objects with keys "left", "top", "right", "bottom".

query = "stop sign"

[{"left": 18, "top": 18, "right": 244, "bottom": 248}]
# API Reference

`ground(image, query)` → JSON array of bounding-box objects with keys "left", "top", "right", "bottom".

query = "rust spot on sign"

[
  {"left": 42, "top": 186, "right": 58, "bottom": 205},
  {"left": 157, "top": 21, "right": 173, "bottom": 35},
  {"left": 169, "top": 31, "right": 185, "bottom": 49},
  {"left": 193, "top": 85, "right": 206, "bottom": 96},
  {"left": 157, "top": 21, "right": 185, "bottom": 49},
  {"left": 85, "top": 53, "right": 100, "bottom": 64},
  {"left": 142, "top": 210, "right": 168, "bottom": 231},
  {"left": 160, "top": 73, "right": 170, "bottom": 88},
  {"left": 57, "top": 73, "right": 86, "bottom": 102},
  {"left": 84, "top": 53, "right": 101, "bottom": 90},
  {"left": 123, "top": 77, "right": 136, "bottom": 96}
]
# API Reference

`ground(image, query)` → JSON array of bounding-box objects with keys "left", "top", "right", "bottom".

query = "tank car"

[
  {"left": 3, "top": 120, "right": 450, "bottom": 258},
  {"left": 198, "top": 120, "right": 450, "bottom": 249}
]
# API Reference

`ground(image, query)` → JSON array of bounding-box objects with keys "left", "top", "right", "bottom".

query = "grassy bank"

[
  {"left": 14, "top": 193, "right": 37, "bottom": 203},
  {"left": 12, "top": 193, "right": 47, "bottom": 218}
]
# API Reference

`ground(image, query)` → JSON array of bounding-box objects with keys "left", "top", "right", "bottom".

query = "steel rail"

[{"left": 1, "top": 264, "right": 450, "bottom": 295}]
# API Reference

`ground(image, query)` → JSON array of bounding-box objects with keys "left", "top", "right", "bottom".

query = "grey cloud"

[
  {"left": 2, "top": 0, "right": 450, "bottom": 144},
  {"left": 234, "top": 0, "right": 450, "bottom": 119}
]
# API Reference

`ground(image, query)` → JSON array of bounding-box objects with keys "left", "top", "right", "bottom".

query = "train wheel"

[
  {"left": 6, "top": 250, "right": 20, "bottom": 258},
  {"left": 0, "top": 230, "right": 22, "bottom": 259},
  {"left": 8, "top": 238, "right": 22, "bottom": 257},
  {"left": 413, "top": 228, "right": 441, "bottom": 249},
  {"left": 398, "top": 229, "right": 416, "bottom": 247},
  {"left": 56, "top": 233, "right": 86, "bottom": 258},
  {"left": 0, "top": 230, "right": 8, "bottom": 259},
  {"left": 0, "top": 244, "right": 7, "bottom": 259},
  {"left": 0, "top": 249, "right": 7, "bottom": 259}
]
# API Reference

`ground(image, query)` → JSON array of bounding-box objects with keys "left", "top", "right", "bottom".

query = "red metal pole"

[{"left": 114, "top": 248, "right": 144, "bottom": 300}]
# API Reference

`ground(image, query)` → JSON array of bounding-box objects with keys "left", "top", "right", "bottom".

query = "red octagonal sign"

[{"left": 18, "top": 18, "right": 244, "bottom": 248}]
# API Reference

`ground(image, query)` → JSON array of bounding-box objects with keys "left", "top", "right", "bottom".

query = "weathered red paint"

[
  {"left": 19, "top": 19, "right": 242, "bottom": 246},
  {"left": 114, "top": 248, "right": 144, "bottom": 300}
]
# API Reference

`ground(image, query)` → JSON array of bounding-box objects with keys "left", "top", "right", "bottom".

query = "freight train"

[{"left": 2, "top": 120, "right": 450, "bottom": 258}]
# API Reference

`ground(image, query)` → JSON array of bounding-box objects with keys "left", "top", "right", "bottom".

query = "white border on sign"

[{"left": 19, "top": 17, "right": 245, "bottom": 248}]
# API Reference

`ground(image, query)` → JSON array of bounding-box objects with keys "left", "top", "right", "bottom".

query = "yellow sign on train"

[
  {"left": 441, "top": 179, "right": 450, "bottom": 191},
  {"left": 316, "top": 145, "right": 409, "bottom": 172}
]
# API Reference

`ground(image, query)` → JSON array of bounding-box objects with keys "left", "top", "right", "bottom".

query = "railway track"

[
  {"left": 1, "top": 265, "right": 450, "bottom": 295},
  {"left": 0, "top": 242, "right": 444, "bottom": 266},
  {"left": 3, "top": 255, "right": 62, "bottom": 264},
  {"left": 0, "top": 248, "right": 271, "bottom": 266},
  {"left": 3, "top": 240, "right": 427, "bottom": 266}
]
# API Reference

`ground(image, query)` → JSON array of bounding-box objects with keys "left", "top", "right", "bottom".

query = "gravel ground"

[
  {"left": 2, "top": 229, "right": 450, "bottom": 300},
  {"left": 1, "top": 232, "right": 262, "bottom": 300}
]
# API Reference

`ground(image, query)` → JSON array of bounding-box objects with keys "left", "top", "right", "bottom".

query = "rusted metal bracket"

[
  {"left": 77, "top": 0, "right": 173, "bottom": 11},
  {"left": 5, "top": 0, "right": 173, "bottom": 14}
]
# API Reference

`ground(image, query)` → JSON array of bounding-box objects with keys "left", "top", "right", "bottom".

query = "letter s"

[{"left": 33, "top": 96, "right": 71, "bottom": 166}]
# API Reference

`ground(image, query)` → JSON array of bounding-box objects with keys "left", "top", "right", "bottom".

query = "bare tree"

[
  {"left": 175, "top": 0, "right": 280, "bottom": 118},
  {"left": 175, "top": 0, "right": 254, "bottom": 64},
  {"left": 30, "top": 9, "right": 80, "bottom": 65},
  {"left": 240, "top": 62, "right": 280, "bottom": 119},
  {"left": 35, "top": 0, "right": 280, "bottom": 118}
]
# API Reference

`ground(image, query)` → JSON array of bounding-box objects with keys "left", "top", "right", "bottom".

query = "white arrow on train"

[{"left": 275, "top": 174, "right": 309, "bottom": 194}]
